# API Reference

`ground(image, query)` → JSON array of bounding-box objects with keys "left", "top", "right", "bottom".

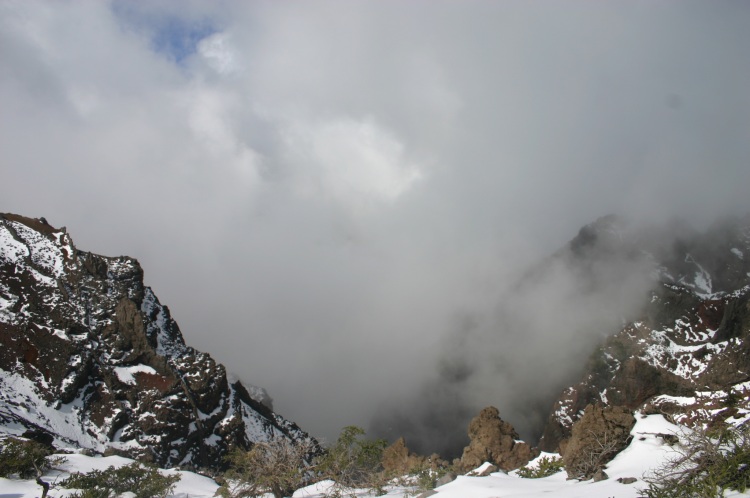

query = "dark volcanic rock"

[{"left": 0, "top": 213, "right": 317, "bottom": 470}]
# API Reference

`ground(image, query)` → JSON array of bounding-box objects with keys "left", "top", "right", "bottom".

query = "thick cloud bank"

[{"left": 2, "top": 1, "right": 750, "bottom": 450}]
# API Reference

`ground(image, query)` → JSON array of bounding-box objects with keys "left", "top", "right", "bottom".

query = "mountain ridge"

[
  {"left": 537, "top": 214, "right": 750, "bottom": 452},
  {"left": 0, "top": 213, "right": 317, "bottom": 471}
]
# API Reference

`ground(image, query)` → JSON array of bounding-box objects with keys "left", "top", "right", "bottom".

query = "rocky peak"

[
  {"left": 0, "top": 213, "right": 317, "bottom": 470},
  {"left": 556, "top": 214, "right": 750, "bottom": 292},
  {"left": 568, "top": 214, "right": 628, "bottom": 258}
]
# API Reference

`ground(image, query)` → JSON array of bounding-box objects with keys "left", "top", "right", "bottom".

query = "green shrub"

[
  {"left": 66, "top": 488, "right": 112, "bottom": 498},
  {"left": 641, "top": 423, "right": 750, "bottom": 498},
  {"left": 61, "top": 462, "right": 180, "bottom": 498},
  {"left": 516, "top": 456, "right": 565, "bottom": 479},
  {"left": 0, "top": 437, "right": 61, "bottom": 479},
  {"left": 316, "top": 426, "right": 389, "bottom": 497},
  {"left": 217, "top": 428, "right": 387, "bottom": 498},
  {"left": 407, "top": 463, "right": 453, "bottom": 491},
  {"left": 412, "top": 466, "right": 440, "bottom": 491}
]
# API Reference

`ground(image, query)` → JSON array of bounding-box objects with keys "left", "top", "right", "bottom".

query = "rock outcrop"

[
  {"left": 0, "top": 213, "right": 317, "bottom": 470},
  {"left": 459, "top": 406, "right": 538, "bottom": 471}
]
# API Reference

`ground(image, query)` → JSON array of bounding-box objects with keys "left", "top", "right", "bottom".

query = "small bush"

[
  {"left": 316, "top": 426, "right": 389, "bottom": 497},
  {"left": 218, "top": 428, "right": 386, "bottom": 498},
  {"left": 61, "top": 462, "right": 180, "bottom": 498},
  {"left": 66, "top": 489, "right": 111, "bottom": 498},
  {"left": 641, "top": 423, "right": 750, "bottom": 498},
  {"left": 516, "top": 456, "right": 565, "bottom": 479},
  {"left": 391, "top": 460, "right": 454, "bottom": 495},
  {"left": 724, "top": 389, "right": 739, "bottom": 408},
  {"left": 565, "top": 427, "right": 632, "bottom": 480},
  {"left": 411, "top": 466, "right": 443, "bottom": 490},
  {"left": 217, "top": 438, "right": 319, "bottom": 498},
  {"left": 0, "top": 437, "right": 61, "bottom": 479}
]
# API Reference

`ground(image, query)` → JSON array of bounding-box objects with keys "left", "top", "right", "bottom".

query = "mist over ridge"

[
  {"left": 2, "top": 1, "right": 750, "bottom": 449},
  {"left": 369, "top": 213, "right": 750, "bottom": 457}
]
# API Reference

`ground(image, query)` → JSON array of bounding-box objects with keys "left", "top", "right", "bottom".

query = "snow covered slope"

[
  {"left": 5, "top": 414, "right": 748, "bottom": 498},
  {"left": 0, "top": 452, "right": 221, "bottom": 498},
  {"left": 0, "top": 213, "right": 316, "bottom": 470}
]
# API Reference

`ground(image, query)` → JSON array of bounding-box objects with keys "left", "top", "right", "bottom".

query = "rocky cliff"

[
  {"left": 0, "top": 213, "right": 317, "bottom": 470},
  {"left": 539, "top": 214, "right": 750, "bottom": 452}
]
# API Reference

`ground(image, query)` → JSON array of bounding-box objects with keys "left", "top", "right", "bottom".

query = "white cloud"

[
  {"left": 197, "top": 32, "right": 238, "bottom": 75},
  {"left": 281, "top": 116, "right": 422, "bottom": 210},
  {"left": 2, "top": 0, "right": 750, "bottom": 448}
]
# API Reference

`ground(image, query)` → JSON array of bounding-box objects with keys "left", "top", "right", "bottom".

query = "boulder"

[
  {"left": 592, "top": 469, "right": 609, "bottom": 482},
  {"left": 475, "top": 464, "right": 498, "bottom": 476}
]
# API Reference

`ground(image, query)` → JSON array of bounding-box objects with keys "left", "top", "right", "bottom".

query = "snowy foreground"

[{"left": 3, "top": 414, "right": 749, "bottom": 498}]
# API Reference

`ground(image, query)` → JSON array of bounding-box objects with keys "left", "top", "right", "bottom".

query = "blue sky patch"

[
  {"left": 112, "top": 2, "right": 217, "bottom": 64},
  {"left": 150, "top": 17, "right": 216, "bottom": 64}
]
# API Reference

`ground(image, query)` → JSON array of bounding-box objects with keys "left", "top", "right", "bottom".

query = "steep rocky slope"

[
  {"left": 539, "top": 214, "right": 750, "bottom": 452},
  {"left": 0, "top": 213, "right": 316, "bottom": 470}
]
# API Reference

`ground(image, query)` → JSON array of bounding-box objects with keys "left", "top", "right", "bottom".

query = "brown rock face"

[
  {"left": 562, "top": 404, "right": 635, "bottom": 480},
  {"left": 459, "top": 406, "right": 538, "bottom": 471}
]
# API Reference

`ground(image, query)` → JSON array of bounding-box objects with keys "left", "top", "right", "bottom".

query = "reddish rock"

[{"left": 459, "top": 406, "right": 538, "bottom": 472}]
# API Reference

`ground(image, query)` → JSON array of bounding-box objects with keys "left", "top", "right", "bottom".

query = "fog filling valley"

[{"left": 2, "top": 1, "right": 750, "bottom": 457}]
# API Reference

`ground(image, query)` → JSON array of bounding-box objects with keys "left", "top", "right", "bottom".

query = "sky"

[{"left": 2, "top": 1, "right": 750, "bottom": 454}]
